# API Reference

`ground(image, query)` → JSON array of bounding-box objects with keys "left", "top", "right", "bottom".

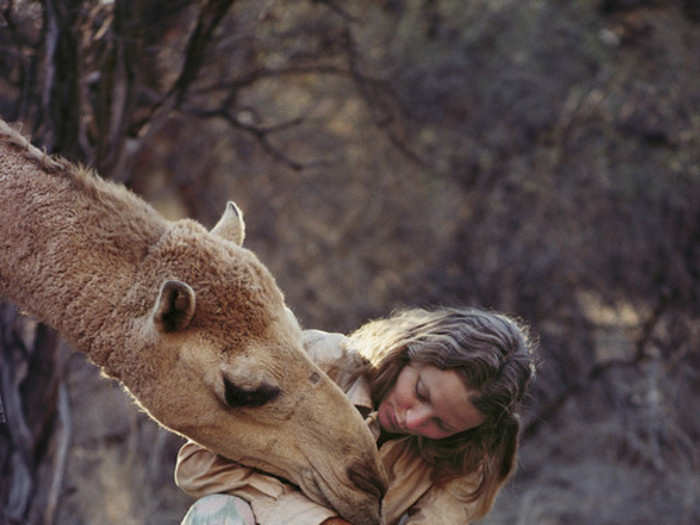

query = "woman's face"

[{"left": 377, "top": 363, "right": 484, "bottom": 440}]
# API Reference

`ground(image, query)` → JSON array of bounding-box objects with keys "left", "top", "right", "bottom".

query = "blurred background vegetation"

[{"left": 0, "top": 0, "right": 698, "bottom": 524}]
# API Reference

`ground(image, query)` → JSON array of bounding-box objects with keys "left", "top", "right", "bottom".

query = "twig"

[
  {"left": 312, "top": 0, "right": 360, "bottom": 23},
  {"left": 188, "top": 107, "right": 307, "bottom": 171},
  {"left": 192, "top": 65, "right": 355, "bottom": 95}
]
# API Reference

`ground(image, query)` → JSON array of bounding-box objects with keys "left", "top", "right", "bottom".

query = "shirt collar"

[{"left": 346, "top": 374, "right": 374, "bottom": 412}]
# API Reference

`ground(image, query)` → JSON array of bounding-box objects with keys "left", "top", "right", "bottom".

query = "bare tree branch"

[
  {"left": 188, "top": 106, "right": 307, "bottom": 171},
  {"left": 311, "top": 0, "right": 360, "bottom": 23},
  {"left": 111, "top": 0, "right": 237, "bottom": 178},
  {"left": 193, "top": 65, "right": 355, "bottom": 95},
  {"left": 171, "top": 0, "right": 236, "bottom": 107}
]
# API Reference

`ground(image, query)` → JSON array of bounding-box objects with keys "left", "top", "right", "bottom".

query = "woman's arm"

[{"left": 176, "top": 441, "right": 339, "bottom": 525}]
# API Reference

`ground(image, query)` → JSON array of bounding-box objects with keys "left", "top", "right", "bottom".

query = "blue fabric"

[{"left": 181, "top": 494, "right": 249, "bottom": 525}]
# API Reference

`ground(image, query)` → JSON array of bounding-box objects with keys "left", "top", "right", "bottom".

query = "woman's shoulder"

[
  {"left": 382, "top": 439, "right": 482, "bottom": 497},
  {"left": 302, "top": 329, "right": 369, "bottom": 391},
  {"left": 302, "top": 329, "right": 349, "bottom": 361},
  {"left": 441, "top": 469, "right": 483, "bottom": 498}
]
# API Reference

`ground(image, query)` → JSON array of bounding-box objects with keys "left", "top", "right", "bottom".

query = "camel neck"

[{"left": 0, "top": 141, "right": 167, "bottom": 360}]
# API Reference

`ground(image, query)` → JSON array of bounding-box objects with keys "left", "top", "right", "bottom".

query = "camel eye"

[{"left": 222, "top": 376, "right": 280, "bottom": 408}]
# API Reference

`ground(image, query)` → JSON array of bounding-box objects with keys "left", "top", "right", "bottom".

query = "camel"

[{"left": 0, "top": 120, "right": 386, "bottom": 525}]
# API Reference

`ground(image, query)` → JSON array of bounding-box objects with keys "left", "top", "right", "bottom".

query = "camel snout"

[
  {"left": 347, "top": 461, "right": 387, "bottom": 501},
  {"left": 300, "top": 458, "right": 386, "bottom": 525}
]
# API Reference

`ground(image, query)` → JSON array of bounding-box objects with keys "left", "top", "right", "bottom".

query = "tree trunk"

[{"left": 0, "top": 304, "right": 62, "bottom": 525}]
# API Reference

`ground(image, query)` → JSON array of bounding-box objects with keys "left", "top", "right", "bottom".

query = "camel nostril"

[{"left": 347, "top": 462, "right": 387, "bottom": 500}]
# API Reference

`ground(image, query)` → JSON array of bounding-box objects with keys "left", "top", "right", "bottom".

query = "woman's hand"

[{"left": 321, "top": 519, "right": 352, "bottom": 525}]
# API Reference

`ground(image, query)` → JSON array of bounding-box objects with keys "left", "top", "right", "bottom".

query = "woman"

[{"left": 175, "top": 307, "right": 537, "bottom": 525}]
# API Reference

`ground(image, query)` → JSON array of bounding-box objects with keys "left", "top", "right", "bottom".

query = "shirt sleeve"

[
  {"left": 400, "top": 476, "right": 482, "bottom": 525},
  {"left": 302, "top": 329, "right": 371, "bottom": 395},
  {"left": 175, "top": 440, "right": 338, "bottom": 525}
]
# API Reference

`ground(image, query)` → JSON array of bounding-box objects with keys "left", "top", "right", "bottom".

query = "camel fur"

[{"left": 0, "top": 119, "right": 386, "bottom": 525}]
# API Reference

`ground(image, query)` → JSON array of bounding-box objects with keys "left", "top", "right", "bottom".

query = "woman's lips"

[
  {"left": 380, "top": 403, "right": 405, "bottom": 434},
  {"left": 388, "top": 407, "right": 403, "bottom": 433}
]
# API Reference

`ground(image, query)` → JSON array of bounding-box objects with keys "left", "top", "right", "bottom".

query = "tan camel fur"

[{"left": 0, "top": 120, "right": 386, "bottom": 525}]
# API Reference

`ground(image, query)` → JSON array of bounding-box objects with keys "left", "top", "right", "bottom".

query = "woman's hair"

[{"left": 347, "top": 307, "right": 537, "bottom": 518}]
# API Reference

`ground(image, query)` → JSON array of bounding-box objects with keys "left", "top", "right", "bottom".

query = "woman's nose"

[{"left": 405, "top": 404, "right": 431, "bottom": 430}]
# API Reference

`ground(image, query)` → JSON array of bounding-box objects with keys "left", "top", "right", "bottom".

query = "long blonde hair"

[{"left": 347, "top": 307, "right": 537, "bottom": 518}]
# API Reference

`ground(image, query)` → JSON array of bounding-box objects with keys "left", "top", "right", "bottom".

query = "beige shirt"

[{"left": 175, "top": 330, "right": 481, "bottom": 525}]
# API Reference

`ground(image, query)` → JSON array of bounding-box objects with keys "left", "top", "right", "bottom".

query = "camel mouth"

[
  {"left": 347, "top": 461, "right": 387, "bottom": 501},
  {"left": 298, "top": 455, "right": 384, "bottom": 525},
  {"left": 298, "top": 467, "right": 334, "bottom": 509}
]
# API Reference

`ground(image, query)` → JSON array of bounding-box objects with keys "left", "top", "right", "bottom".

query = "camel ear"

[
  {"left": 211, "top": 201, "right": 245, "bottom": 245},
  {"left": 218, "top": 365, "right": 281, "bottom": 408},
  {"left": 153, "top": 280, "right": 196, "bottom": 332}
]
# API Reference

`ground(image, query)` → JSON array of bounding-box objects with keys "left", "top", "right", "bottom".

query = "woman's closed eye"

[
  {"left": 415, "top": 377, "right": 430, "bottom": 402},
  {"left": 437, "top": 419, "right": 455, "bottom": 433}
]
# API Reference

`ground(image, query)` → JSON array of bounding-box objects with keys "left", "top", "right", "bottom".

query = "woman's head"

[
  {"left": 376, "top": 362, "right": 485, "bottom": 440},
  {"left": 348, "top": 307, "right": 537, "bottom": 514}
]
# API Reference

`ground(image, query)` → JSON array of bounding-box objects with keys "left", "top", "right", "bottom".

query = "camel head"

[{"left": 121, "top": 202, "right": 386, "bottom": 525}]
